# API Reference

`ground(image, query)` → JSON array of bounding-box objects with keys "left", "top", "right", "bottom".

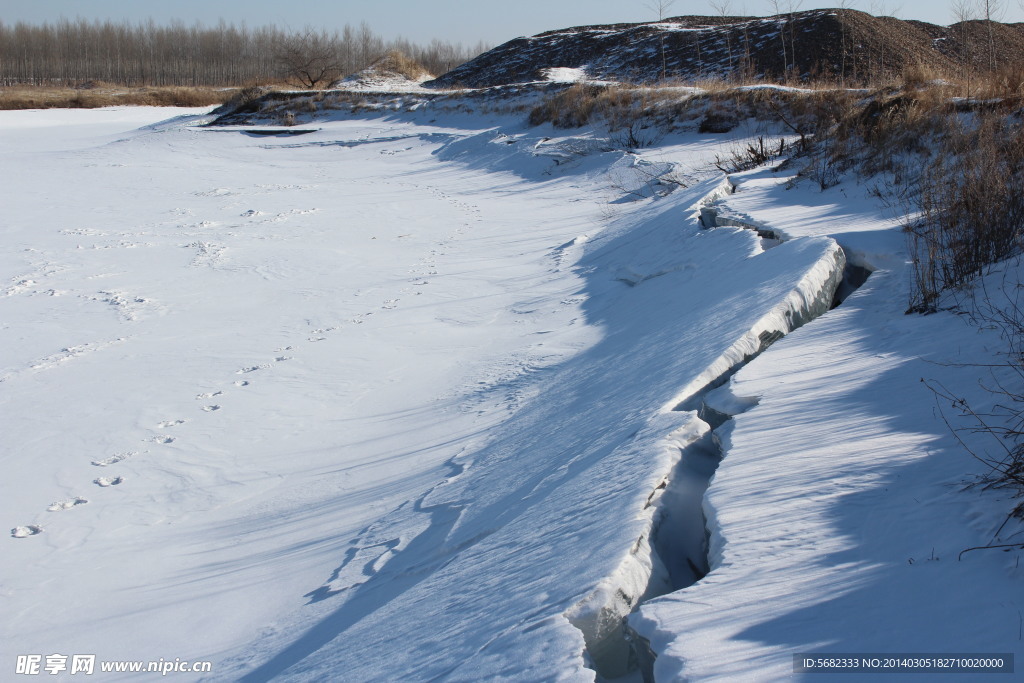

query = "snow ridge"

[{"left": 566, "top": 178, "right": 849, "bottom": 678}]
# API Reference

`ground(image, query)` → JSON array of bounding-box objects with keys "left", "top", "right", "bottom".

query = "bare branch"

[{"left": 644, "top": 0, "right": 677, "bottom": 20}]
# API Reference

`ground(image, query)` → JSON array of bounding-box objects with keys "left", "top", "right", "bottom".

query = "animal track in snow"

[
  {"left": 350, "top": 312, "right": 373, "bottom": 324},
  {"left": 307, "top": 326, "right": 338, "bottom": 342},
  {"left": 275, "top": 356, "right": 291, "bottom": 362},
  {"left": 202, "top": 405, "right": 221, "bottom": 412},
  {"left": 92, "top": 451, "right": 137, "bottom": 467},
  {"left": 29, "top": 338, "right": 128, "bottom": 373},
  {"left": 48, "top": 497, "right": 88, "bottom": 511},
  {"left": 194, "top": 188, "right": 236, "bottom": 197},
  {"left": 3, "top": 278, "right": 36, "bottom": 297},
  {"left": 11, "top": 525, "right": 43, "bottom": 538},
  {"left": 196, "top": 391, "right": 223, "bottom": 400},
  {"left": 185, "top": 241, "right": 226, "bottom": 268},
  {"left": 85, "top": 290, "right": 151, "bottom": 321},
  {"left": 272, "top": 208, "right": 319, "bottom": 222},
  {"left": 236, "top": 364, "right": 268, "bottom": 374},
  {"left": 84, "top": 240, "right": 151, "bottom": 252},
  {"left": 94, "top": 476, "right": 124, "bottom": 487},
  {"left": 234, "top": 380, "right": 250, "bottom": 387},
  {"left": 157, "top": 419, "right": 186, "bottom": 428},
  {"left": 152, "top": 435, "right": 175, "bottom": 444},
  {"left": 61, "top": 228, "right": 107, "bottom": 237}
]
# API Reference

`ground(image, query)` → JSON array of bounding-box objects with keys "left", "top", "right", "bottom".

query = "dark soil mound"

[{"left": 426, "top": 9, "right": 1024, "bottom": 87}]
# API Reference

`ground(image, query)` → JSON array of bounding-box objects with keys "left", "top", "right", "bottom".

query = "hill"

[{"left": 426, "top": 9, "right": 1024, "bottom": 87}]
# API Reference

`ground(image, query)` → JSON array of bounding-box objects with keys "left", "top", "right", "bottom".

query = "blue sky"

[{"left": 1, "top": 0, "right": 1021, "bottom": 45}]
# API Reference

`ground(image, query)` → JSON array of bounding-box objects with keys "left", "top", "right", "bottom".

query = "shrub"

[
  {"left": 714, "top": 136, "right": 788, "bottom": 173},
  {"left": 213, "top": 85, "right": 270, "bottom": 116},
  {"left": 528, "top": 83, "right": 604, "bottom": 127},
  {"left": 906, "top": 116, "right": 1024, "bottom": 311},
  {"left": 0, "top": 85, "right": 233, "bottom": 110},
  {"left": 372, "top": 50, "right": 433, "bottom": 81}
]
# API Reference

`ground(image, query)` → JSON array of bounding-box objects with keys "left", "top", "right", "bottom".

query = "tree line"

[{"left": 0, "top": 19, "right": 489, "bottom": 86}]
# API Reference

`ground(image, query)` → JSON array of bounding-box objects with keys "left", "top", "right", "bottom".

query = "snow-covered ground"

[
  {"left": 2, "top": 103, "right": 1021, "bottom": 681},
  {"left": 633, "top": 167, "right": 1024, "bottom": 681}
]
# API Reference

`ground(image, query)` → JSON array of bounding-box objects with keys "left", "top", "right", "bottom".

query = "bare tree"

[
  {"left": 868, "top": 0, "right": 903, "bottom": 76},
  {"left": 645, "top": 0, "right": 678, "bottom": 19},
  {"left": 952, "top": 0, "right": 976, "bottom": 95},
  {"left": 710, "top": 0, "right": 736, "bottom": 72},
  {"left": 645, "top": 0, "right": 677, "bottom": 80},
  {"left": 785, "top": 0, "right": 804, "bottom": 79},
  {"left": 274, "top": 28, "right": 343, "bottom": 88},
  {"left": 0, "top": 20, "right": 487, "bottom": 88},
  {"left": 836, "top": 0, "right": 856, "bottom": 84},
  {"left": 769, "top": 0, "right": 789, "bottom": 74},
  {"left": 977, "top": 0, "right": 1004, "bottom": 71}
]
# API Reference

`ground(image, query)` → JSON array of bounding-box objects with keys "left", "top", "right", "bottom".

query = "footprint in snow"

[
  {"left": 196, "top": 391, "right": 223, "bottom": 400},
  {"left": 92, "top": 451, "right": 136, "bottom": 467},
  {"left": 157, "top": 419, "right": 186, "bottom": 428},
  {"left": 202, "top": 405, "right": 221, "bottom": 412},
  {"left": 47, "top": 497, "right": 88, "bottom": 511},
  {"left": 11, "top": 525, "right": 43, "bottom": 538},
  {"left": 94, "top": 476, "right": 124, "bottom": 487},
  {"left": 152, "top": 435, "right": 175, "bottom": 444},
  {"left": 234, "top": 380, "right": 250, "bottom": 387},
  {"left": 275, "top": 356, "right": 291, "bottom": 362}
]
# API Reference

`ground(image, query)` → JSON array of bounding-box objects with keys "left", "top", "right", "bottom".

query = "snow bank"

[
  {"left": 632, "top": 153, "right": 1024, "bottom": 682},
  {"left": 543, "top": 67, "right": 590, "bottom": 83}
]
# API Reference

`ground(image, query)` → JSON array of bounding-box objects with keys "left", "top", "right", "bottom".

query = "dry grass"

[
  {"left": 527, "top": 83, "right": 687, "bottom": 148},
  {"left": 0, "top": 85, "right": 240, "bottom": 110},
  {"left": 906, "top": 116, "right": 1024, "bottom": 310},
  {"left": 974, "top": 64, "right": 1024, "bottom": 99},
  {"left": 528, "top": 83, "right": 605, "bottom": 127},
  {"left": 775, "top": 76, "right": 1024, "bottom": 309},
  {"left": 371, "top": 50, "right": 433, "bottom": 81}
]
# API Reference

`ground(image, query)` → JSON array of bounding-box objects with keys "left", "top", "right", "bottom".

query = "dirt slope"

[{"left": 426, "top": 10, "right": 1024, "bottom": 86}]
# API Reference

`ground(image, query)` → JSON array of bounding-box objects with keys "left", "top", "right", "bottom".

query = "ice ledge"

[
  {"left": 664, "top": 239, "right": 846, "bottom": 413},
  {"left": 564, "top": 413, "right": 709, "bottom": 679},
  {"left": 569, "top": 231, "right": 848, "bottom": 680}
]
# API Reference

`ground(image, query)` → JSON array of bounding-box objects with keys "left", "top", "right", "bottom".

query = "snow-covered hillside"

[
  {"left": 425, "top": 10, "right": 1024, "bottom": 88},
  {"left": 2, "top": 101, "right": 1021, "bottom": 682}
]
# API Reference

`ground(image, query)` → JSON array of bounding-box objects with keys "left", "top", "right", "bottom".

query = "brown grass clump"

[
  {"left": 526, "top": 83, "right": 682, "bottom": 147},
  {"left": 782, "top": 81, "right": 1024, "bottom": 309},
  {"left": 907, "top": 116, "right": 1024, "bottom": 310},
  {"left": 371, "top": 50, "right": 433, "bottom": 81},
  {"left": 528, "top": 83, "right": 604, "bottom": 127},
  {"left": 974, "top": 64, "right": 1024, "bottom": 99},
  {"left": 0, "top": 85, "right": 234, "bottom": 110},
  {"left": 899, "top": 62, "right": 951, "bottom": 90},
  {"left": 213, "top": 85, "right": 271, "bottom": 115}
]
